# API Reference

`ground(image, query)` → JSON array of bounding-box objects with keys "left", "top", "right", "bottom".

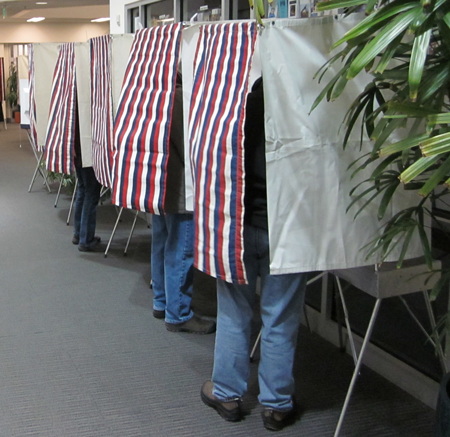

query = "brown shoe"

[
  {"left": 165, "top": 314, "right": 216, "bottom": 334},
  {"left": 201, "top": 381, "right": 242, "bottom": 422},
  {"left": 261, "top": 399, "right": 298, "bottom": 431}
]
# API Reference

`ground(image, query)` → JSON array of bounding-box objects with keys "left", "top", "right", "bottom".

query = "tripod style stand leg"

[
  {"left": 104, "top": 207, "right": 124, "bottom": 258},
  {"left": 28, "top": 151, "right": 51, "bottom": 193},
  {"left": 124, "top": 210, "right": 140, "bottom": 256},
  {"left": 54, "top": 177, "right": 64, "bottom": 207},
  {"left": 333, "top": 298, "right": 381, "bottom": 437},
  {"left": 66, "top": 178, "right": 78, "bottom": 225},
  {"left": 335, "top": 277, "right": 358, "bottom": 365}
]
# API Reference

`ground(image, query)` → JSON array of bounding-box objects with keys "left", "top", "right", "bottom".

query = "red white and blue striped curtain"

[
  {"left": 91, "top": 35, "right": 114, "bottom": 187},
  {"left": 189, "top": 22, "right": 257, "bottom": 285},
  {"left": 28, "top": 46, "right": 39, "bottom": 152},
  {"left": 44, "top": 43, "right": 76, "bottom": 174},
  {"left": 112, "top": 24, "right": 182, "bottom": 214},
  {"left": 0, "top": 58, "right": 5, "bottom": 102}
]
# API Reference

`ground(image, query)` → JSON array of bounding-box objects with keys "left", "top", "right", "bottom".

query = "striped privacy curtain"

[
  {"left": 28, "top": 46, "right": 39, "bottom": 152},
  {"left": 90, "top": 35, "right": 114, "bottom": 187},
  {"left": 44, "top": 43, "right": 76, "bottom": 174},
  {"left": 189, "top": 22, "right": 257, "bottom": 285},
  {"left": 0, "top": 58, "right": 5, "bottom": 102},
  {"left": 112, "top": 24, "right": 182, "bottom": 214}
]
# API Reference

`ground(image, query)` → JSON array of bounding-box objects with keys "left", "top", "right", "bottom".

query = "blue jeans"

[
  {"left": 151, "top": 213, "right": 195, "bottom": 324},
  {"left": 74, "top": 166, "right": 101, "bottom": 248},
  {"left": 212, "top": 224, "right": 307, "bottom": 411}
]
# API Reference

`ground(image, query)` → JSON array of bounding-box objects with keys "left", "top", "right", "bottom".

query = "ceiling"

[{"left": 0, "top": 0, "right": 110, "bottom": 23}]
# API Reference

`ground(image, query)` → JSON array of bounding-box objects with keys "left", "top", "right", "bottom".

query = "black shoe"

[
  {"left": 78, "top": 242, "right": 104, "bottom": 252},
  {"left": 73, "top": 235, "right": 101, "bottom": 245},
  {"left": 165, "top": 315, "right": 216, "bottom": 334},
  {"left": 153, "top": 309, "right": 165, "bottom": 319},
  {"left": 261, "top": 399, "right": 298, "bottom": 431},
  {"left": 201, "top": 381, "right": 242, "bottom": 422}
]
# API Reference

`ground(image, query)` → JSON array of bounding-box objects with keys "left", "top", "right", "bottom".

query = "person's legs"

[
  {"left": 73, "top": 165, "right": 85, "bottom": 241},
  {"left": 78, "top": 167, "right": 101, "bottom": 248},
  {"left": 151, "top": 213, "right": 168, "bottom": 314},
  {"left": 258, "top": 268, "right": 307, "bottom": 411},
  {"left": 163, "top": 213, "right": 194, "bottom": 324},
  {"left": 211, "top": 224, "right": 259, "bottom": 400}
]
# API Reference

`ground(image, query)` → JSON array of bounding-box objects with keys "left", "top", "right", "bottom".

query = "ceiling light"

[
  {"left": 27, "top": 17, "right": 45, "bottom": 22},
  {"left": 36, "top": 2, "right": 47, "bottom": 4},
  {"left": 91, "top": 17, "right": 110, "bottom": 22}
]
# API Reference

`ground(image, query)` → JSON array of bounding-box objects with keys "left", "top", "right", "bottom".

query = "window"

[
  {"left": 182, "top": 0, "right": 222, "bottom": 22},
  {"left": 144, "top": 0, "right": 174, "bottom": 27},
  {"left": 128, "top": 6, "right": 140, "bottom": 32}
]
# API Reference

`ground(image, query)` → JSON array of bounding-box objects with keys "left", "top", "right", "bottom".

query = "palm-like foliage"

[{"left": 313, "top": 0, "right": 450, "bottom": 297}]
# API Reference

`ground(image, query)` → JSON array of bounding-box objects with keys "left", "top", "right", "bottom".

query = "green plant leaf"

[
  {"left": 373, "top": 118, "right": 406, "bottom": 155},
  {"left": 418, "top": 156, "right": 450, "bottom": 196},
  {"left": 331, "top": 2, "right": 419, "bottom": 50},
  {"left": 444, "top": 12, "right": 450, "bottom": 29},
  {"left": 420, "top": 131, "right": 450, "bottom": 156},
  {"left": 427, "top": 113, "right": 450, "bottom": 125},
  {"left": 399, "top": 155, "right": 441, "bottom": 183},
  {"left": 379, "top": 132, "right": 429, "bottom": 156},
  {"left": 417, "top": 207, "right": 433, "bottom": 270},
  {"left": 374, "top": 34, "right": 404, "bottom": 74},
  {"left": 310, "top": 64, "right": 347, "bottom": 113},
  {"left": 347, "top": 7, "right": 423, "bottom": 79},
  {"left": 316, "top": 0, "right": 367, "bottom": 12},
  {"left": 371, "top": 153, "right": 402, "bottom": 179},
  {"left": 378, "top": 178, "right": 401, "bottom": 219},
  {"left": 409, "top": 29, "right": 432, "bottom": 101},
  {"left": 396, "top": 225, "right": 417, "bottom": 268}
]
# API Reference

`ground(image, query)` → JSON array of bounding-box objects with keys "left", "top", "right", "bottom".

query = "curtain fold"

[
  {"left": 112, "top": 24, "right": 182, "bottom": 214},
  {"left": 90, "top": 35, "right": 114, "bottom": 186},
  {"left": 44, "top": 43, "right": 76, "bottom": 174},
  {"left": 189, "top": 22, "right": 257, "bottom": 285}
]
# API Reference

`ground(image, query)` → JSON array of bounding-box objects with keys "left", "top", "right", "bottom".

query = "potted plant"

[
  {"left": 312, "top": 0, "right": 450, "bottom": 433},
  {"left": 5, "top": 62, "right": 19, "bottom": 121}
]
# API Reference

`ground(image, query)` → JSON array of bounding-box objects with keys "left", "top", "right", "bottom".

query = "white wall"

[
  {"left": 110, "top": 0, "right": 130, "bottom": 34},
  {"left": 0, "top": 22, "right": 109, "bottom": 44}
]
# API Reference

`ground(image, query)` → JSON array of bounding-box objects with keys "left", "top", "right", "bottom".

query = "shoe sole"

[
  {"left": 165, "top": 322, "right": 215, "bottom": 334},
  {"left": 165, "top": 325, "right": 215, "bottom": 334},
  {"left": 201, "top": 390, "right": 241, "bottom": 422}
]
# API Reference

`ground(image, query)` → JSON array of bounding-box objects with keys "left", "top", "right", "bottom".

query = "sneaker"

[
  {"left": 261, "top": 399, "right": 298, "bottom": 431},
  {"left": 165, "top": 314, "right": 216, "bottom": 334},
  {"left": 73, "top": 235, "right": 101, "bottom": 245},
  {"left": 200, "top": 380, "right": 242, "bottom": 422},
  {"left": 153, "top": 309, "right": 165, "bottom": 319}
]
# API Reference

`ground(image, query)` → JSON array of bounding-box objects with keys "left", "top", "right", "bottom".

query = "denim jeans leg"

[
  {"left": 212, "top": 225, "right": 259, "bottom": 401},
  {"left": 76, "top": 166, "right": 101, "bottom": 247},
  {"left": 151, "top": 214, "right": 167, "bottom": 312},
  {"left": 82, "top": 167, "right": 101, "bottom": 246},
  {"left": 163, "top": 213, "right": 194, "bottom": 324},
  {"left": 258, "top": 267, "right": 307, "bottom": 410},
  {"left": 73, "top": 166, "right": 85, "bottom": 239}
]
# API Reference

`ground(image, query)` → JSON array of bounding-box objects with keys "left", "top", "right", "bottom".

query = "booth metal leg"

[
  {"left": 104, "top": 207, "right": 124, "bottom": 258},
  {"left": 54, "top": 177, "right": 64, "bottom": 207},
  {"left": 335, "top": 277, "right": 358, "bottom": 366},
  {"left": 66, "top": 178, "right": 78, "bottom": 225},
  {"left": 124, "top": 210, "right": 140, "bottom": 256},
  {"left": 333, "top": 298, "right": 382, "bottom": 437},
  {"left": 29, "top": 152, "right": 51, "bottom": 193}
]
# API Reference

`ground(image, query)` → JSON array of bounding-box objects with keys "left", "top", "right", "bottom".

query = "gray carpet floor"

[{"left": 0, "top": 123, "right": 437, "bottom": 436}]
